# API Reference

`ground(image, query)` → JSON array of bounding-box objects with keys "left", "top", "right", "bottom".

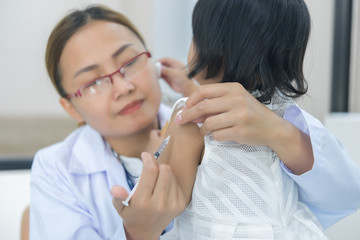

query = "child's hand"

[{"left": 158, "top": 57, "right": 199, "bottom": 97}]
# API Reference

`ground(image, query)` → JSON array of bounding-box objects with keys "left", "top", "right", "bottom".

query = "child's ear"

[{"left": 59, "top": 97, "right": 84, "bottom": 123}]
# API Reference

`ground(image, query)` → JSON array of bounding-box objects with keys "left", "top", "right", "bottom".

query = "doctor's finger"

[
  {"left": 152, "top": 164, "right": 173, "bottom": 204},
  {"left": 136, "top": 152, "right": 159, "bottom": 199},
  {"left": 176, "top": 96, "right": 230, "bottom": 125},
  {"left": 111, "top": 186, "right": 128, "bottom": 215},
  {"left": 112, "top": 197, "right": 125, "bottom": 215},
  {"left": 184, "top": 83, "right": 233, "bottom": 108},
  {"left": 158, "top": 57, "right": 186, "bottom": 68},
  {"left": 199, "top": 112, "right": 235, "bottom": 136},
  {"left": 184, "top": 82, "right": 248, "bottom": 109},
  {"left": 110, "top": 185, "right": 129, "bottom": 200}
]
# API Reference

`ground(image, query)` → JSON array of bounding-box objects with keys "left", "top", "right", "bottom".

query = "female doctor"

[
  {"left": 30, "top": 6, "right": 185, "bottom": 240},
  {"left": 30, "top": 4, "right": 360, "bottom": 240}
]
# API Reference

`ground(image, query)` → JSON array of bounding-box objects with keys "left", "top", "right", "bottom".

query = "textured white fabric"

[{"left": 172, "top": 93, "right": 328, "bottom": 240}]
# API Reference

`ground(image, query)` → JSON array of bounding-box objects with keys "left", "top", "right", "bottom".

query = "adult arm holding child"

[{"left": 160, "top": 57, "right": 360, "bottom": 228}]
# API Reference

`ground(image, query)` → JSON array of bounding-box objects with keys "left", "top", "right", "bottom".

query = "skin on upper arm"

[{"left": 156, "top": 109, "right": 204, "bottom": 204}]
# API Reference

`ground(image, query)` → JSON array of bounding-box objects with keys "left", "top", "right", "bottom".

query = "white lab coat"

[{"left": 30, "top": 103, "right": 360, "bottom": 239}]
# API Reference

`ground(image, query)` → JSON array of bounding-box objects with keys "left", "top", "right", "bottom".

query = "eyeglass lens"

[{"left": 80, "top": 53, "right": 149, "bottom": 99}]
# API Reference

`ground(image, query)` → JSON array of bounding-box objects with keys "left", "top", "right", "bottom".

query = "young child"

[{"left": 157, "top": 0, "right": 329, "bottom": 239}]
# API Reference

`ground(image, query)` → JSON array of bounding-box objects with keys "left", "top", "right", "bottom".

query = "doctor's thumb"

[
  {"left": 111, "top": 185, "right": 128, "bottom": 215},
  {"left": 111, "top": 185, "right": 129, "bottom": 200}
]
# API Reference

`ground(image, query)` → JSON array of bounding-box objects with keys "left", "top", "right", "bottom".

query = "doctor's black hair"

[{"left": 188, "top": 0, "right": 311, "bottom": 103}]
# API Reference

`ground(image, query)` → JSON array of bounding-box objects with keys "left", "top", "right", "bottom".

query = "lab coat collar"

[
  {"left": 69, "top": 125, "right": 109, "bottom": 174},
  {"left": 158, "top": 103, "right": 172, "bottom": 127},
  {"left": 68, "top": 103, "right": 171, "bottom": 175}
]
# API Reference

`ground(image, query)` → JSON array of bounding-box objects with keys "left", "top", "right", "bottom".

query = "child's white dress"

[{"left": 172, "top": 92, "right": 328, "bottom": 240}]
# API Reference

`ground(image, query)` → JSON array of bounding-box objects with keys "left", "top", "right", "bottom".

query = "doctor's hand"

[
  {"left": 111, "top": 152, "right": 186, "bottom": 240},
  {"left": 159, "top": 57, "right": 199, "bottom": 97}
]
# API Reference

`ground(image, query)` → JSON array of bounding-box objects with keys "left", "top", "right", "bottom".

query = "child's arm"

[{"left": 156, "top": 109, "right": 204, "bottom": 204}]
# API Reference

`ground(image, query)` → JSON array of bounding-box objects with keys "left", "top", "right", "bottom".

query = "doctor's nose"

[{"left": 111, "top": 74, "right": 135, "bottom": 98}]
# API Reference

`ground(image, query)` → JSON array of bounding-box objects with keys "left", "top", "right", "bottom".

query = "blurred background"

[{"left": 0, "top": 0, "right": 359, "bottom": 239}]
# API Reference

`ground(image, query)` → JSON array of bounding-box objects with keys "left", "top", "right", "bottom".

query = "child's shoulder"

[
  {"left": 170, "top": 97, "right": 188, "bottom": 117},
  {"left": 266, "top": 90, "right": 297, "bottom": 117},
  {"left": 167, "top": 97, "right": 201, "bottom": 140},
  {"left": 158, "top": 97, "right": 204, "bottom": 165}
]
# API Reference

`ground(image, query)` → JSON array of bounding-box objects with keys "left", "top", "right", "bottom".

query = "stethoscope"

[
  {"left": 111, "top": 117, "right": 162, "bottom": 190},
  {"left": 123, "top": 163, "right": 136, "bottom": 190},
  {"left": 111, "top": 148, "right": 170, "bottom": 235},
  {"left": 111, "top": 149, "right": 138, "bottom": 190}
]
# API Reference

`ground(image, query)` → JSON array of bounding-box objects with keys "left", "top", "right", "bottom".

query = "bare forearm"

[
  {"left": 269, "top": 118, "right": 314, "bottom": 175},
  {"left": 124, "top": 226, "right": 160, "bottom": 240},
  {"left": 158, "top": 127, "right": 203, "bottom": 203},
  {"left": 157, "top": 111, "right": 203, "bottom": 204}
]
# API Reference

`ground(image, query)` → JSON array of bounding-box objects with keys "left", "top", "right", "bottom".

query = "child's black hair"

[{"left": 189, "top": 0, "right": 311, "bottom": 103}]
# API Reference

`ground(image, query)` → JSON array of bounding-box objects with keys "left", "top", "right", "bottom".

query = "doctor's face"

[{"left": 59, "top": 20, "right": 162, "bottom": 139}]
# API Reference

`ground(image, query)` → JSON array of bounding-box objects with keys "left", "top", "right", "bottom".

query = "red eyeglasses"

[{"left": 67, "top": 51, "right": 151, "bottom": 100}]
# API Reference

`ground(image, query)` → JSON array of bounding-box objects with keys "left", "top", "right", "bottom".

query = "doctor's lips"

[{"left": 118, "top": 99, "right": 144, "bottom": 115}]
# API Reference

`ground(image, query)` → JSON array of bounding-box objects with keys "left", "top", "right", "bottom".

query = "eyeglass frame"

[{"left": 66, "top": 51, "right": 152, "bottom": 99}]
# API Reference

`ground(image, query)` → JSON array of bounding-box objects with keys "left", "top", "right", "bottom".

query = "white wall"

[
  {"left": 0, "top": 0, "right": 196, "bottom": 118},
  {"left": 300, "top": 0, "right": 335, "bottom": 121},
  {"left": 0, "top": 0, "right": 124, "bottom": 117},
  {"left": 349, "top": 0, "right": 360, "bottom": 112},
  {"left": 324, "top": 113, "right": 360, "bottom": 240},
  {"left": 0, "top": 0, "right": 334, "bottom": 121},
  {"left": 121, "top": 0, "right": 196, "bottom": 106},
  {"left": 0, "top": 170, "right": 30, "bottom": 240}
]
